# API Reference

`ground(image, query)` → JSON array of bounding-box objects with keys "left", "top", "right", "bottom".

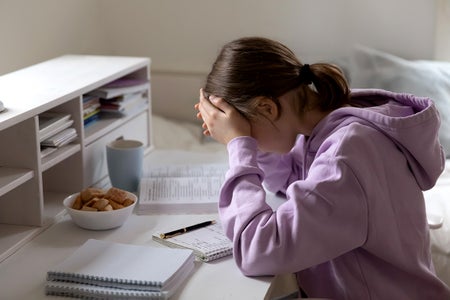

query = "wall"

[
  {"left": 100, "top": 0, "right": 437, "bottom": 73},
  {"left": 98, "top": 0, "right": 438, "bottom": 121},
  {"left": 0, "top": 0, "right": 107, "bottom": 75},
  {"left": 435, "top": 0, "right": 450, "bottom": 61},
  {"left": 0, "top": 0, "right": 439, "bottom": 121}
]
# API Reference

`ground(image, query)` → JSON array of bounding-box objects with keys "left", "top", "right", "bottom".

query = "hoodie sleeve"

[
  {"left": 256, "top": 137, "right": 305, "bottom": 194},
  {"left": 219, "top": 136, "right": 368, "bottom": 276}
]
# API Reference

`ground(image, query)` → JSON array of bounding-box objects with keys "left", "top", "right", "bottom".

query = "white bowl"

[{"left": 63, "top": 191, "right": 137, "bottom": 230}]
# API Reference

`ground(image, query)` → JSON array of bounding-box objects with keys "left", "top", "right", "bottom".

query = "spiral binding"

[
  {"left": 47, "top": 271, "right": 163, "bottom": 291},
  {"left": 201, "top": 246, "right": 233, "bottom": 262},
  {"left": 45, "top": 281, "right": 168, "bottom": 299}
]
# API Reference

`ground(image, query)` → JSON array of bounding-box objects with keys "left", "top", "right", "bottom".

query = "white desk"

[
  {"left": 0, "top": 149, "right": 283, "bottom": 299},
  {"left": 0, "top": 213, "right": 274, "bottom": 299}
]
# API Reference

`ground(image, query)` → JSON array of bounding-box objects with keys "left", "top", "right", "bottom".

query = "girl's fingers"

[{"left": 209, "top": 96, "right": 233, "bottom": 115}]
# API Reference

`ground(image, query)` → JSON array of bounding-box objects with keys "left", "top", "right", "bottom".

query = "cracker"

[
  {"left": 123, "top": 198, "right": 135, "bottom": 207},
  {"left": 104, "top": 187, "right": 128, "bottom": 204},
  {"left": 72, "top": 195, "right": 82, "bottom": 210},
  {"left": 92, "top": 198, "right": 109, "bottom": 210},
  {"left": 80, "top": 188, "right": 105, "bottom": 203}
]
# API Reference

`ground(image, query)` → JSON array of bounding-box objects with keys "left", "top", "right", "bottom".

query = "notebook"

[
  {"left": 46, "top": 239, "right": 195, "bottom": 299},
  {"left": 152, "top": 221, "right": 233, "bottom": 262}
]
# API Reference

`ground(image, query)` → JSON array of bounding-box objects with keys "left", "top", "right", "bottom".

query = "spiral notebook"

[
  {"left": 46, "top": 239, "right": 195, "bottom": 299},
  {"left": 152, "top": 221, "right": 233, "bottom": 262},
  {"left": 46, "top": 282, "right": 169, "bottom": 299}
]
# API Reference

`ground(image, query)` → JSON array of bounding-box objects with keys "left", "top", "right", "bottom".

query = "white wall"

[
  {"left": 0, "top": 0, "right": 107, "bottom": 75},
  {"left": 0, "top": 0, "right": 438, "bottom": 75},
  {"left": 0, "top": 0, "right": 439, "bottom": 121},
  {"left": 435, "top": 0, "right": 450, "bottom": 61},
  {"left": 101, "top": 0, "right": 437, "bottom": 73}
]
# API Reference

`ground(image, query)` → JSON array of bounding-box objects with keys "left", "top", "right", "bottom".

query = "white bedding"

[
  {"left": 152, "top": 114, "right": 450, "bottom": 286},
  {"left": 425, "top": 165, "right": 450, "bottom": 286}
]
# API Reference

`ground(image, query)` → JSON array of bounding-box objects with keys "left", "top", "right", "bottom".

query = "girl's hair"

[{"left": 204, "top": 37, "right": 350, "bottom": 119}]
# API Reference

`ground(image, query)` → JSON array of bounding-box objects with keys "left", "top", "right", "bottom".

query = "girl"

[{"left": 195, "top": 37, "right": 450, "bottom": 299}]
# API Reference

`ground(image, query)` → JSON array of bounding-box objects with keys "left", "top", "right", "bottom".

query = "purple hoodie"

[{"left": 219, "top": 89, "right": 450, "bottom": 299}]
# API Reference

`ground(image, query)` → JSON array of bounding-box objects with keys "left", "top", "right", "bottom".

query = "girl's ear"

[{"left": 255, "top": 97, "right": 279, "bottom": 121}]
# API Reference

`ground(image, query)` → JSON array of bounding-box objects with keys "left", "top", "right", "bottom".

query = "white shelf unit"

[{"left": 0, "top": 55, "right": 152, "bottom": 262}]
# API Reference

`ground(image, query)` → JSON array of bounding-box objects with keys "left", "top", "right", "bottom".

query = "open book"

[
  {"left": 152, "top": 221, "right": 233, "bottom": 262},
  {"left": 138, "top": 164, "right": 228, "bottom": 214},
  {"left": 46, "top": 239, "right": 195, "bottom": 299}
]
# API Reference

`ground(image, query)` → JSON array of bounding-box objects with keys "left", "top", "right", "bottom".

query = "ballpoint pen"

[{"left": 160, "top": 220, "right": 216, "bottom": 239}]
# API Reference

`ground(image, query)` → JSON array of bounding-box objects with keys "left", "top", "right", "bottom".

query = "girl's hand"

[{"left": 195, "top": 89, "right": 251, "bottom": 145}]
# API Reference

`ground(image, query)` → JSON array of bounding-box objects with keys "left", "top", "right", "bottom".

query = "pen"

[{"left": 160, "top": 220, "right": 216, "bottom": 239}]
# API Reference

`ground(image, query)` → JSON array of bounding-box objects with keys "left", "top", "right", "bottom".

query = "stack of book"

[
  {"left": 82, "top": 95, "right": 101, "bottom": 127},
  {"left": 87, "top": 78, "right": 149, "bottom": 116},
  {"left": 38, "top": 112, "right": 77, "bottom": 158},
  {"left": 45, "top": 239, "right": 195, "bottom": 299}
]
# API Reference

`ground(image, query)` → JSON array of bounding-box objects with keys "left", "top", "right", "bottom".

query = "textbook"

[
  {"left": 45, "top": 239, "right": 195, "bottom": 299},
  {"left": 152, "top": 221, "right": 233, "bottom": 262},
  {"left": 138, "top": 164, "right": 228, "bottom": 214}
]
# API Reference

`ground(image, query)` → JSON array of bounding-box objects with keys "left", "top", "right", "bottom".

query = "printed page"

[
  {"left": 143, "top": 163, "right": 228, "bottom": 178},
  {"left": 140, "top": 176, "right": 223, "bottom": 203}
]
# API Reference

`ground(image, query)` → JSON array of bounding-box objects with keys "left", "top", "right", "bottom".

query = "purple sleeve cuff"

[{"left": 227, "top": 136, "right": 259, "bottom": 169}]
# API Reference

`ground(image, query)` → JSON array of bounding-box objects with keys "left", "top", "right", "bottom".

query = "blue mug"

[{"left": 106, "top": 139, "right": 144, "bottom": 192}]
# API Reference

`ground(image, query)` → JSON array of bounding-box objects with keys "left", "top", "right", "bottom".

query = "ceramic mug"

[{"left": 106, "top": 139, "right": 144, "bottom": 192}]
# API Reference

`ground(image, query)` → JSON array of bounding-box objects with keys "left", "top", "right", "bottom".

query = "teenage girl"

[{"left": 195, "top": 37, "right": 450, "bottom": 299}]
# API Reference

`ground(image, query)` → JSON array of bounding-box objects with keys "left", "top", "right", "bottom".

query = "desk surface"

[
  {"left": 0, "top": 213, "right": 272, "bottom": 300},
  {"left": 0, "top": 149, "right": 276, "bottom": 300}
]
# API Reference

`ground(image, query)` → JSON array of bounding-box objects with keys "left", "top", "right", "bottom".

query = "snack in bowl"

[
  {"left": 71, "top": 187, "right": 133, "bottom": 212},
  {"left": 63, "top": 187, "right": 137, "bottom": 230}
]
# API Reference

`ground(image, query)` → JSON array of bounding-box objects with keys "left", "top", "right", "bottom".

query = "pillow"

[{"left": 348, "top": 46, "right": 450, "bottom": 157}]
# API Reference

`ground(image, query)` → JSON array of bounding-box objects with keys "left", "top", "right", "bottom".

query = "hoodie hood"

[{"left": 311, "top": 89, "right": 445, "bottom": 190}]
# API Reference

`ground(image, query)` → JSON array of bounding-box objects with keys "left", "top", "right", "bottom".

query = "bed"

[{"left": 150, "top": 44, "right": 450, "bottom": 287}]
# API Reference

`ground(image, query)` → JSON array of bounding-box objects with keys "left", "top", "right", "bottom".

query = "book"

[
  {"left": 100, "top": 92, "right": 148, "bottom": 115},
  {"left": 143, "top": 163, "right": 228, "bottom": 178},
  {"left": 83, "top": 112, "right": 100, "bottom": 127},
  {"left": 88, "top": 79, "right": 149, "bottom": 99},
  {"left": 40, "top": 127, "right": 77, "bottom": 147},
  {"left": 138, "top": 164, "right": 228, "bottom": 214},
  {"left": 46, "top": 239, "right": 195, "bottom": 299},
  {"left": 83, "top": 102, "right": 101, "bottom": 117},
  {"left": 138, "top": 177, "right": 223, "bottom": 214},
  {"left": 152, "top": 221, "right": 233, "bottom": 262},
  {"left": 39, "top": 119, "right": 74, "bottom": 142},
  {"left": 38, "top": 112, "right": 71, "bottom": 140}
]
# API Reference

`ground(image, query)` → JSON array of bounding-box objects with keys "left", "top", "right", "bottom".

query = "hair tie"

[{"left": 299, "top": 64, "right": 313, "bottom": 85}]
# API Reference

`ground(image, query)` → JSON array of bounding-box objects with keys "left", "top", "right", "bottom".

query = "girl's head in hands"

[{"left": 202, "top": 37, "right": 351, "bottom": 153}]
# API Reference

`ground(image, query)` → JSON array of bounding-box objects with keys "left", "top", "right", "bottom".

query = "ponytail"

[{"left": 305, "top": 63, "right": 350, "bottom": 111}]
